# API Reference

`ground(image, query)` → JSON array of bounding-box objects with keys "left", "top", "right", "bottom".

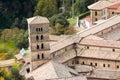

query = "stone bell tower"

[{"left": 27, "top": 16, "right": 50, "bottom": 70}]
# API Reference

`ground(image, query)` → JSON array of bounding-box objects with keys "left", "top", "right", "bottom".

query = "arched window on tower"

[
  {"left": 41, "top": 28, "right": 43, "bottom": 31},
  {"left": 41, "top": 43, "right": 44, "bottom": 49},
  {"left": 36, "top": 35, "right": 39, "bottom": 41},
  {"left": 42, "top": 53, "right": 44, "bottom": 59},
  {"left": 36, "top": 28, "right": 38, "bottom": 32},
  {"left": 39, "top": 28, "right": 41, "bottom": 31},
  {"left": 41, "top": 35, "right": 43, "bottom": 40},
  {"left": 37, "top": 45, "right": 39, "bottom": 49},
  {"left": 37, "top": 54, "right": 40, "bottom": 59}
]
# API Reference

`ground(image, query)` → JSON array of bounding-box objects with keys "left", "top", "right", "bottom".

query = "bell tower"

[{"left": 27, "top": 16, "right": 50, "bottom": 70}]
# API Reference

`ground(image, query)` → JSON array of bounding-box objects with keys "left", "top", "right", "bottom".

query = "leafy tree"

[
  {"left": 11, "top": 63, "right": 25, "bottom": 80},
  {"left": 50, "top": 13, "right": 69, "bottom": 27},
  {"left": 0, "top": 68, "right": 11, "bottom": 80},
  {"left": 0, "top": 0, "right": 37, "bottom": 29},
  {"left": 50, "top": 23, "right": 76, "bottom": 35},
  {"left": 0, "top": 77, "right": 4, "bottom": 80},
  {"left": 34, "top": 0, "right": 58, "bottom": 17},
  {"left": 0, "top": 28, "right": 28, "bottom": 49}
]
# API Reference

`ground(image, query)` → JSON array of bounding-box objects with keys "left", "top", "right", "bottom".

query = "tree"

[
  {"left": 0, "top": 68, "right": 11, "bottom": 80},
  {"left": 0, "top": 27, "right": 28, "bottom": 49},
  {"left": 34, "top": 0, "right": 58, "bottom": 17},
  {"left": 50, "top": 13, "right": 69, "bottom": 27},
  {"left": 0, "top": 0, "right": 37, "bottom": 29},
  {"left": 11, "top": 63, "right": 25, "bottom": 80},
  {"left": 74, "top": 0, "right": 95, "bottom": 15}
]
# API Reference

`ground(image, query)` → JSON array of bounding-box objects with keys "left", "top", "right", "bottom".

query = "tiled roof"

[
  {"left": 88, "top": 70, "right": 120, "bottom": 79},
  {"left": 25, "top": 61, "right": 78, "bottom": 80},
  {"left": 15, "top": 54, "right": 23, "bottom": 60},
  {"left": 53, "top": 47, "right": 120, "bottom": 63},
  {"left": 80, "top": 35, "right": 120, "bottom": 49},
  {"left": 116, "top": 6, "right": 120, "bottom": 13},
  {"left": 50, "top": 15, "right": 120, "bottom": 54},
  {"left": 75, "top": 65, "right": 93, "bottom": 73},
  {"left": 27, "top": 16, "right": 49, "bottom": 24},
  {"left": 88, "top": 0, "right": 115, "bottom": 10},
  {"left": 108, "top": 3, "right": 120, "bottom": 9},
  {"left": 49, "top": 76, "right": 87, "bottom": 80},
  {"left": 78, "top": 49, "right": 120, "bottom": 61}
]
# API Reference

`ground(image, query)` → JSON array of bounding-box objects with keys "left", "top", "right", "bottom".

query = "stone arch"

[
  {"left": 41, "top": 43, "right": 44, "bottom": 49},
  {"left": 26, "top": 67, "right": 30, "bottom": 73},
  {"left": 41, "top": 28, "right": 43, "bottom": 31},
  {"left": 41, "top": 35, "right": 43, "bottom": 40},
  {"left": 37, "top": 45, "right": 39, "bottom": 49},
  {"left": 36, "top": 28, "right": 38, "bottom": 32},
  {"left": 39, "top": 28, "right": 41, "bottom": 31},
  {"left": 42, "top": 53, "right": 44, "bottom": 59},
  {"left": 37, "top": 54, "right": 40, "bottom": 59},
  {"left": 36, "top": 35, "right": 39, "bottom": 40}
]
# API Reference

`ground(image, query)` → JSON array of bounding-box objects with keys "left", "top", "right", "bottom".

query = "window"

[
  {"left": 36, "top": 28, "right": 38, "bottom": 32},
  {"left": 95, "top": 18, "right": 98, "bottom": 21},
  {"left": 112, "top": 12, "right": 114, "bottom": 14},
  {"left": 26, "top": 68, "right": 30, "bottom": 73},
  {"left": 36, "top": 35, "right": 39, "bottom": 40},
  {"left": 41, "top": 35, "right": 43, "bottom": 40},
  {"left": 112, "top": 49, "right": 115, "bottom": 52},
  {"left": 37, "top": 54, "right": 40, "bottom": 59},
  {"left": 95, "top": 63, "right": 97, "bottom": 66},
  {"left": 90, "top": 62, "right": 93, "bottom": 66},
  {"left": 117, "top": 65, "right": 119, "bottom": 69},
  {"left": 42, "top": 53, "right": 44, "bottom": 59},
  {"left": 37, "top": 45, "right": 39, "bottom": 49},
  {"left": 87, "top": 46, "right": 89, "bottom": 49},
  {"left": 39, "top": 28, "right": 41, "bottom": 31},
  {"left": 41, "top": 28, "right": 43, "bottom": 31},
  {"left": 41, "top": 43, "right": 44, "bottom": 49},
  {"left": 103, "top": 64, "right": 105, "bottom": 67},
  {"left": 108, "top": 64, "right": 110, "bottom": 67},
  {"left": 82, "top": 61, "right": 85, "bottom": 65},
  {"left": 95, "top": 11, "right": 97, "bottom": 16}
]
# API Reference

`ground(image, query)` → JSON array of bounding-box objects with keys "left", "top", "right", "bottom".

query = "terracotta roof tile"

[
  {"left": 108, "top": 3, "right": 120, "bottom": 9},
  {"left": 25, "top": 61, "right": 78, "bottom": 80}
]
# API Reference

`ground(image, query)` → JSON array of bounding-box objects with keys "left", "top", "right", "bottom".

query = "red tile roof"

[
  {"left": 108, "top": 3, "right": 120, "bottom": 9},
  {"left": 116, "top": 6, "right": 120, "bottom": 13}
]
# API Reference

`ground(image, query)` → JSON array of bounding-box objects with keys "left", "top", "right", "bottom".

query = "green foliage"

[
  {"left": 0, "top": 63, "right": 25, "bottom": 80},
  {"left": 50, "top": 23, "right": 76, "bottom": 35},
  {"left": 0, "top": 40, "right": 17, "bottom": 59},
  {"left": 0, "top": 68, "right": 11, "bottom": 80},
  {"left": 0, "top": 0, "right": 37, "bottom": 29},
  {"left": 74, "top": 0, "right": 94, "bottom": 15},
  {"left": 0, "top": 28, "right": 28, "bottom": 49},
  {"left": 0, "top": 28, "right": 28, "bottom": 59},
  {"left": 50, "top": 13, "right": 69, "bottom": 27},
  {"left": 34, "top": 0, "right": 58, "bottom": 17}
]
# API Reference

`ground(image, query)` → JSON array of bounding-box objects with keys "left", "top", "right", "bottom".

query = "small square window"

[
  {"left": 82, "top": 61, "right": 85, "bottom": 65},
  {"left": 90, "top": 63, "right": 93, "bottom": 66},
  {"left": 95, "top": 11, "right": 97, "bottom": 16},
  {"left": 95, "top": 63, "right": 97, "bottom": 66},
  {"left": 112, "top": 12, "right": 114, "bottom": 14},
  {"left": 103, "top": 64, "right": 105, "bottom": 67},
  {"left": 95, "top": 18, "right": 98, "bottom": 21},
  {"left": 112, "top": 49, "right": 115, "bottom": 52},
  {"left": 117, "top": 65, "right": 119, "bottom": 69}
]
